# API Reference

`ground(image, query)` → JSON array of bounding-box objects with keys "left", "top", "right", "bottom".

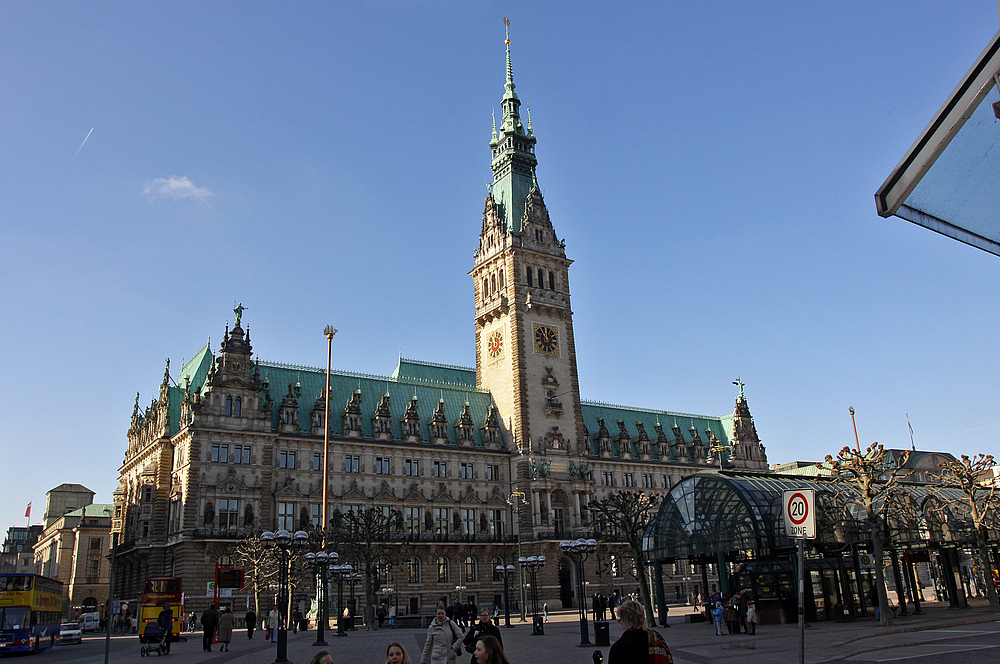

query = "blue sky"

[{"left": 2, "top": 2, "right": 999, "bottom": 534}]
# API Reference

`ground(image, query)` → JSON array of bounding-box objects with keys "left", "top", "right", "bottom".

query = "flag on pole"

[
  {"left": 25, "top": 502, "right": 31, "bottom": 519},
  {"left": 906, "top": 413, "right": 915, "bottom": 451}
]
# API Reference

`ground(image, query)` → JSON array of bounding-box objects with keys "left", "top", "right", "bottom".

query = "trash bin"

[
  {"left": 594, "top": 621, "right": 610, "bottom": 646},
  {"left": 834, "top": 604, "right": 851, "bottom": 623},
  {"left": 532, "top": 615, "right": 544, "bottom": 635}
]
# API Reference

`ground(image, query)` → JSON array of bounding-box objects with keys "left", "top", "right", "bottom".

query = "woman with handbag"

[
  {"left": 420, "top": 606, "right": 463, "bottom": 664},
  {"left": 463, "top": 608, "right": 502, "bottom": 664}
]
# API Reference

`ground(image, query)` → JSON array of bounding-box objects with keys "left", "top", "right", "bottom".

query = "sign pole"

[{"left": 798, "top": 535, "right": 804, "bottom": 664}]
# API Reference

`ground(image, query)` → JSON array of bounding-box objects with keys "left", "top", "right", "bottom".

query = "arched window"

[
  {"left": 499, "top": 269, "right": 504, "bottom": 287},
  {"left": 491, "top": 274, "right": 497, "bottom": 293},
  {"left": 234, "top": 397, "right": 242, "bottom": 417},
  {"left": 464, "top": 556, "right": 477, "bottom": 582},
  {"left": 483, "top": 278, "right": 488, "bottom": 297},
  {"left": 537, "top": 268, "right": 544, "bottom": 287},
  {"left": 225, "top": 396, "right": 233, "bottom": 416},
  {"left": 526, "top": 267, "right": 532, "bottom": 286},
  {"left": 549, "top": 271, "right": 555, "bottom": 290},
  {"left": 437, "top": 556, "right": 449, "bottom": 583}
]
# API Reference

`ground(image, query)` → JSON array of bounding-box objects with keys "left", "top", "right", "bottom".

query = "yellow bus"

[{"left": 0, "top": 574, "right": 64, "bottom": 653}]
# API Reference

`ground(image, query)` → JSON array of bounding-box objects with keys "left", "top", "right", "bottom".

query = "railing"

[
  {"left": 192, "top": 528, "right": 256, "bottom": 540},
  {"left": 390, "top": 532, "right": 518, "bottom": 544}
]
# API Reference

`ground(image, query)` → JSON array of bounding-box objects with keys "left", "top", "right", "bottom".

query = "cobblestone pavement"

[{"left": 32, "top": 600, "right": 1000, "bottom": 664}]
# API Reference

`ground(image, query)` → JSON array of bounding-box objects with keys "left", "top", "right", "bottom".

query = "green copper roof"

[
  {"left": 178, "top": 342, "right": 213, "bottom": 393},
  {"left": 258, "top": 360, "right": 497, "bottom": 447},
  {"left": 389, "top": 357, "right": 477, "bottom": 387},
  {"left": 581, "top": 400, "right": 729, "bottom": 462}
]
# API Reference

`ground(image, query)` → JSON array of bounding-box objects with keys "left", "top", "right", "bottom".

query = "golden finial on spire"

[{"left": 504, "top": 16, "right": 511, "bottom": 45}]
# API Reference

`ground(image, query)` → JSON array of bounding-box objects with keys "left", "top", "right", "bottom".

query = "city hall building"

[{"left": 112, "top": 37, "right": 768, "bottom": 617}]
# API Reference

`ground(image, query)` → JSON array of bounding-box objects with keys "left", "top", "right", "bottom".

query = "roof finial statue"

[
  {"left": 733, "top": 376, "right": 745, "bottom": 400},
  {"left": 234, "top": 302, "right": 247, "bottom": 327}
]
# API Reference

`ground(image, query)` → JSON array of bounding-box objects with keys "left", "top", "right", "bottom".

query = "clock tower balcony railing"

[{"left": 476, "top": 294, "right": 508, "bottom": 322}]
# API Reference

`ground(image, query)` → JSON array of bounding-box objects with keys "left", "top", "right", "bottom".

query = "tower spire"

[{"left": 489, "top": 16, "right": 538, "bottom": 235}]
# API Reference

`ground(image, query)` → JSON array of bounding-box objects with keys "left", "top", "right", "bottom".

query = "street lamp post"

[
  {"left": 328, "top": 564, "right": 349, "bottom": 637},
  {"left": 261, "top": 529, "right": 309, "bottom": 664},
  {"left": 507, "top": 490, "right": 526, "bottom": 622},
  {"left": 494, "top": 564, "right": 515, "bottom": 627},
  {"left": 346, "top": 571, "right": 361, "bottom": 630},
  {"left": 560, "top": 538, "right": 598, "bottom": 646},
  {"left": 518, "top": 555, "right": 546, "bottom": 635},
  {"left": 306, "top": 551, "right": 337, "bottom": 646},
  {"left": 321, "top": 326, "right": 337, "bottom": 547}
]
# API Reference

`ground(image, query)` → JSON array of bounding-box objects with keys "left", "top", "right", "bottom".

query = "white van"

[{"left": 79, "top": 613, "right": 100, "bottom": 632}]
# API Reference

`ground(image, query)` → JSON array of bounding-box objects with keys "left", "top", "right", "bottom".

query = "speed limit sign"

[{"left": 783, "top": 489, "right": 816, "bottom": 539}]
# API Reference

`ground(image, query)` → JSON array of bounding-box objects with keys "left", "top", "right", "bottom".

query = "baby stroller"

[{"left": 139, "top": 621, "right": 169, "bottom": 656}]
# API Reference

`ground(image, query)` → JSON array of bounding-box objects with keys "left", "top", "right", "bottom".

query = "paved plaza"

[{"left": 28, "top": 601, "right": 1000, "bottom": 664}]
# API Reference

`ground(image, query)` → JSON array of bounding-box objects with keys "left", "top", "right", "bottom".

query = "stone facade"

[
  {"left": 31, "top": 486, "right": 111, "bottom": 616},
  {"left": 111, "top": 35, "right": 768, "bottom": 618}
]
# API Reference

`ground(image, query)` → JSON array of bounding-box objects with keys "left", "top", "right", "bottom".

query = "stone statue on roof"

[
  {"left": 234, "top": 302, "right": 247, "bottom": 327},
  {"left": 733, "top": 376, "right": 745, "bottom": 399}
]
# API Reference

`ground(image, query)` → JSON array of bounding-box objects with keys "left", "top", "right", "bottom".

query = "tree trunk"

[
  {"left": 977, "top": 527, "right": 1000, "bottom": 612},
  {"left": 365, "top": 574, "right": 376, "bottom": 631},
  {"left": 871, "top": 520, "right": 891, "bottom": 626},
  {"left": 632, "top": 545, "right": 656, "bottom": 627}
]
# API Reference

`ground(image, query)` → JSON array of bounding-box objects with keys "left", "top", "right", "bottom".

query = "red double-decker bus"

[{"left": 139, "top": 578, "right": 183, "bottom": 638}]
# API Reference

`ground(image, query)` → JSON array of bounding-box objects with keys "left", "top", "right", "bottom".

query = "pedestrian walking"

[
  {"left": 245, "top": 608, "right": 257, "bottom": 639},
  {"left": 201, "top": 604, "right": 220, "bottom": 652},
  {"left": 608, "top": 600, "right": 673, "bottom": 664},
  {"left": 419, "top": 605, "right": 463, "bottom": 664},
  {"left": 217, "top": 607, "right": 235, "bottom": 652},
  {"left": 187, "top": 611, "right": 196, "bottom": 633},
  {"left": 472, "top": 635, "right": 510, "bottom": 664},
  {"left": 463, "top": 608, "right": 502, "bottom": 664},
  {"left": 267, "top": 607, "right": 279, "bottom": 642},
  {"left": 388, "top": 605, "right": 396, "bottom": 629},
  {"left": 745, "top": 601, "right": 757, "bottom": 635},
  {"left": 378, "top": 604, "right": 387, "bottom": 629},
  {"left": 387, "top": 642, "right": 411, "bottom": 664},
  {"left": 157, "top": 602, "right": 174, "bottom": 655},
  {"left": 542, "top": 602, "right": 548, "bottom": 622}
]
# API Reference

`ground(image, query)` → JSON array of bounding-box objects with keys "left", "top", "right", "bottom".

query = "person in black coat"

[
  {"left": 245, "top": 609, "right": 257, "bottom": 639},
  {"left": 463, "top": 608, "right": 502, "bottom": 664},
  {"left": 201, "top": 605, "right": 220, "bottom": 652}
]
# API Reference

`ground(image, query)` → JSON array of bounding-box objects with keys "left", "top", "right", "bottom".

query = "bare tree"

[
  {"left": 234, "top": 533, "right": 277, "bottom": 615},
  {"left": 932, "top": 454, "right": 1000, "bottom": 612},
  {"left": 331, "top": 507, "right": 406, "bottom": 631},
  {"left": 816, "top": 444, "right": 911, "bottom": 626},
  {"left": 587, "top": 490, "right": 661, "bottom": 626}
]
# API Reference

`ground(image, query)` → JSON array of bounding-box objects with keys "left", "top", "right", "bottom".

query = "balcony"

[{"left": 192, "top": 528, "right": 256, "bottom": 540}]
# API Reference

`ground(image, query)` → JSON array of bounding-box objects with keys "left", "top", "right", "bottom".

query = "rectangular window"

[
  {"left": 460, "top": 463, "right": 474, "bottom": 479},
  {"left": 486, "top": 464, "right": 500, "bottom": 481},
  {"left": 642, "top": 473, "right": 653, "bottom": 488},
  {"left": 219, "top": 499, "right": 239, "bottom": 529},
  {"left": 433, "top": 461, "right": 447, "bottom": 478},
  {"left": 602, "top": 471, "right": 615, "bottom": 486},
  {"left": 623, "top": 472, "right": 635, "bottom": 487},
  {"left": 434, "top": 507, "right": 448, "bottom": 534},
  {"left": 277, "top": 502, "right": 295, "bottom": 531},
  {"left": 311, "top": 504, "right": 321, "bottom": 528},
  {"left": 489, "top": 509, "right": 504, "bottom": 538},
  {"left": 211, "top": 443, "right": 229, "bottom": 463},
  {"left": 344, "top": 455, "right": 360, "bottom": 473},
  {"left": 408, "top": 558, "right": 420, "bottom": 583},
  {"left": 375, "top": 457, "right": 392, "bottom": 475},
  {"left": 405, "top": 459, "right": 420, "bottom": 476},
  {"left": 344, "top": 504, "right": 362, "bottom": 516},
  {"left": 313, "top": 453, "right": 322, "bottom": 471},
  {"left": 234, "top": 445, "right": 251, "bottom": 464},
  {"left": 461, "top": 508, "right": 475, "bottom": 535},
  {"left": 89, "top": 537, "right": 102, "bottom": 551},
  {"left": 405, "top": 507, "right": 420, "bottom": 534},
  {"left": 279, "top": 450, "right": 296, "bottom": 469}
]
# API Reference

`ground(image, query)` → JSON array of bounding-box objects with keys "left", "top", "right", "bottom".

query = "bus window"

[{"left": 1, "top": 607, "right": 29, "bottom": 630}]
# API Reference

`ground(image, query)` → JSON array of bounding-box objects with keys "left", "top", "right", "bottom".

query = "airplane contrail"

[{"left": 72, "top": 127, "right": 94, "bottom": 161}]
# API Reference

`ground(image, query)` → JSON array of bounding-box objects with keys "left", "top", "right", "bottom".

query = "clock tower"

[{"left": 472, "top": 24, "right": 588, "bottom": 537}]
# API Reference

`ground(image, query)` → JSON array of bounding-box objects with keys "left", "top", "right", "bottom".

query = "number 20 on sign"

[{"left": 783, "top": 489, "right": 816, "bottom": 539}]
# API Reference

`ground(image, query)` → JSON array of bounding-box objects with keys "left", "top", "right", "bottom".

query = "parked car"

[{"left": 59, "top": 623, "right": 83, "bottom": 644}]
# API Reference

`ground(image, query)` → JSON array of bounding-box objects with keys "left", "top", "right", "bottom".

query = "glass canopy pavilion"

[{"left": 642, "top": 471, "right": 994, "bottom": 623}]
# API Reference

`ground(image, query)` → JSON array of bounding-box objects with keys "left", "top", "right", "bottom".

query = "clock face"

[
  {"left": 486, "top": 328, "right": 505, "bottom": 360},
  {"left": 533, "top": 324, "right": 559, "bottom": 356}
]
